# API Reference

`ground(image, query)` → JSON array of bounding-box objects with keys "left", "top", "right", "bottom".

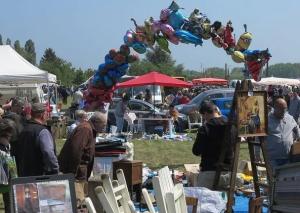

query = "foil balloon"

[
  {"left": 231, "top": 51, "right": 245, "bottom": 63},
  {"left": 167, "top": 1, "right": 187, "bottom": 30},
  {"left": 156, "top": 35, "right": 171, "bottom": 53},
  {"left": 236, "top": 32, "right": 253, "bottom": 51},
  {"left": 174, "top": 30, "right": 203, "bottom": 46}
]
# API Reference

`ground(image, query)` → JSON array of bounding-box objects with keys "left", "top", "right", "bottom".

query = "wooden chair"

[
  {"left": 187, "top": 111, "right": 202, "bottom": 130},
  {"left": 165, "top": 183, "right": 188, "bottom": 213},
  {"left": 248, "top": 196, "right": 266, "bottom": 213},
  {"left": 142, "top": 188, "right": 158, "bottom": 213},
  {"left": 84, "top": 197, "right": 97, "bottom": 213},
  {"left": 152, "top": 166, "right": 188, "bottom": 213},
  {"left": 185, "top": 196, "right": 198, "bottom": 213},
  {"left": 95, "top": 169, "right": 147, "bottom": 213},
  {"left": 95, "top": 171, "right": 132, "bottom": 213}
]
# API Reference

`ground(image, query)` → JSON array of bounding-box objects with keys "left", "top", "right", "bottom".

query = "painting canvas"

[{"left": 237, "top": 91, "right": 268, "bottom": 137}]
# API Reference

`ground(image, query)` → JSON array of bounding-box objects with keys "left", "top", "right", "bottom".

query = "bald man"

[{"left": 267, "top": 98, "right": 300, "bottom": 169}]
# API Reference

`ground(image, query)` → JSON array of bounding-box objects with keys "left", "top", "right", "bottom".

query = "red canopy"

[
  {"left": 115, "top": 71, "right": 192, "bottom": 88},
  {"left": 192, "top": 78, "right": 228, "bottom": 85}
]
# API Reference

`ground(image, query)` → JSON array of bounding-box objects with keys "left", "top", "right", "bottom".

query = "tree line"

[{"left": 1, "top": 34, "right": 300, "bottom": 86}]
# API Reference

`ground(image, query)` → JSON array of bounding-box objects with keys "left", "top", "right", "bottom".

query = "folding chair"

[
  {"left": 95, "top": 169, "right": 147, "bottom": 213},
  {"left": 84, "top": 197, "right": 97, "bottom": 213},
  {"left": 165, "top": 184, "right": 188, "bottom": 213},
  {"left": 187, "top": 111, "right": 202, "bottom": 130},
  {"left": 152, "top": 166, "right": 188, "bottom": 213}
]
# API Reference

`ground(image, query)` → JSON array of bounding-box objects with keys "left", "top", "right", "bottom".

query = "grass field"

[{"left": 0, "top": 136, "right": 250, "bottom": 212}]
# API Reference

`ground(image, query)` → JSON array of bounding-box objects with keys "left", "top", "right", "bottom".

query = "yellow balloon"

[
  {"left": 237, "top": 32, "right": 253, "bottom": 50},
  {"left": 231, "top": 51, "right": 245, "bottom": 63}
]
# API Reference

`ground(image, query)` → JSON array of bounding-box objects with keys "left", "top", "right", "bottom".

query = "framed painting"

[{"left": 236, "top": 91, "right": 268, "bottom": 137}]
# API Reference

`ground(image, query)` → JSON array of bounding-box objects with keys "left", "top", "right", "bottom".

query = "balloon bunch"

[
  {"left": 83, "top": 1, "right": 271, "bottom": 111},
  {"left": 123, "top": 1, "right": 271, "bottom": 80},
  {"left": 83, "top": 44, "right": 138, "bottom": 111}
]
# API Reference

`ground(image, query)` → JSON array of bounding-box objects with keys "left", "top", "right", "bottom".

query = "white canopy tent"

[
  {"left": 0, "top": 45, "right": 56, "bottom": 84},
  {"left": 251, "top": 77, "right": 300, "bottom": 86}
]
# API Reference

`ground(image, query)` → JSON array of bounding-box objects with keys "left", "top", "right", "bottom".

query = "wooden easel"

[{"left": 213, "top": 79, "right": 273, "bottom": 213}]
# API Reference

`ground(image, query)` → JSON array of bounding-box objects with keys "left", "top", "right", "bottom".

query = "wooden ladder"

[{"left": 212, "top": 79, "right": 273, "bottom": 213}]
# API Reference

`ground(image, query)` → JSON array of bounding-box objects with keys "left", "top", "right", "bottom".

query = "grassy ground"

[
  {"left": 55, "top": 137, "right": 249, "bottom": 170},
  {"left": 0, "top": 135, "right": 250, "bottom": 212}
]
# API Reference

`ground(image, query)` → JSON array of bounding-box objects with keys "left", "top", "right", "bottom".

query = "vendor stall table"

[{"left": 137, "top": 117, "right": 174, "bottom": 136}]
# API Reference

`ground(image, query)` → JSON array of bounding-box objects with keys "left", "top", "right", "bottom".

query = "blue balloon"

[
  {"left": 98, "top": 63, "right": 106, "bottom": 71},
  {"left": 174, "top": 30, "right": 203, "bottom": 45},
  {"left": 104, "top": 54, "right": 114, "bottom": 65},
  {"left": 168, "top": 11, "right": 187, "bottom": 30},
  {"left": 242, "top": 49, "right": 260, "bottom": 56},
  {"left": 132, "top": 42, "right": 147, "bottom": 54}
]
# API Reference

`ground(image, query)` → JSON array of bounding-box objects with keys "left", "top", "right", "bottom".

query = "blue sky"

[{"left": 1, "top": 0, "right": 299, "bottom": 71}]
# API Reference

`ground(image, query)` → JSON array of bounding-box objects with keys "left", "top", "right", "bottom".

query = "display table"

[
  {"left": 137, "top": 117, "right": 174, "bottom": 136},
  {"left": 113, "top": 160, "right": 143, "bottom": 202}
]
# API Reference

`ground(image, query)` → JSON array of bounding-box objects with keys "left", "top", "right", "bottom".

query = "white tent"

[
  {"left": 252, "top": 77, "right": 300, "bottom": 86},
  {"left": 0, "top": 45, "right": 56, "bottom": 84}
]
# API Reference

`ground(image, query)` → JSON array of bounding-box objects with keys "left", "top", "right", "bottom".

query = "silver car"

[{"left": 175, "top": 88, "right": 235, "bottom": 115}]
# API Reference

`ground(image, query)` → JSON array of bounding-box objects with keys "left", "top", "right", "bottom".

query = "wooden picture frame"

[{"left": 236, "top": 91, "right": 268, "bottom": 137}]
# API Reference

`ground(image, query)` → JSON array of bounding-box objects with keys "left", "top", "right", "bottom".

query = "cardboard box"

[{"left": 184, "top": 164, "right": 200, "bottom": 187}]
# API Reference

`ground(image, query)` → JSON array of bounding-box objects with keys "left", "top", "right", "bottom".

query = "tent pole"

[
  {"left": 152, "top": 84, "right": 155, "bottom": 116},
  {"left": 47, "top": 72, "right": 50, "bottom": 116}
]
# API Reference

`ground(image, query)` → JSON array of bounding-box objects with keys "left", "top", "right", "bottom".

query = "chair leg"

[
  {"left": 142, "top": 188, "right": 157, "bottom": 213},
  {"left": 84, "top": 197, "right": 97, "bottom": 213},
  {"left": 94, "top": 186, "right": 116, "bottom": 213}
]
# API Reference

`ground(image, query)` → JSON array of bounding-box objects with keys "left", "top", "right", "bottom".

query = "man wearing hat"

[{"left": 16, "top": 103, "right": 59, "bottom": 177}]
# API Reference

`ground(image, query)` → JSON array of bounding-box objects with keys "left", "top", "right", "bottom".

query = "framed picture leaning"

[{"left": 236, "top": 91, "right": 268, "bottom": 137}]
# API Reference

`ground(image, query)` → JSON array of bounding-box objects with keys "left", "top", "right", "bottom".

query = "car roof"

[
  {"left": 189, "top": 88, "right": 234, "bottom": 104},
  {"left": 210, "top": 97, "right": 233, "bottom": 101}
]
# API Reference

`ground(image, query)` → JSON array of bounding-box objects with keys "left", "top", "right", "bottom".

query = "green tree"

[
  {"left": 40, "top": 48, "right": 76, "bottom": 86},
  {"left": 84, "top": 68, "right": 95, "bottom": 81},
  {"left": 0, "top": 34, "right": 3, "bottom": 45},
  {"left": 24, "top": 39, "right": 36, "bottom": 65},
  {"left": 204, "top": 67, "right": 226, "bottom": 78},
  {"left": 40, "top": 48, "right": 59, "bottom": 64},
  {"left": 72, "top": 69, "right": 85, "bottom": 85},
  {"left": 145, "top": 46, "right": 175, "bottom": 66},
  {"left": 14, "top": 40, "right": 24, "bottom": 55},
  {"left": 230, "top": 67, "right": 244, "bottom": 80},
  {"left": 6, "top": 38, "right": 11, "bottom": 45}
]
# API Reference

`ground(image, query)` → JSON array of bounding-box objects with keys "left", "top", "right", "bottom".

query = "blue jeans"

[
  {"left": 115, "top": 116, "right": 124, "bottom": 133},
  {"left": 269, "top": 159, "right": 289, "bottom": 172}
]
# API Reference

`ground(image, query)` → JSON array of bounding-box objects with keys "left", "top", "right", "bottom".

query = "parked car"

[
  {"left": 211, "top": 97, "right": 233, "bottom": 118},
  {"left": 175, "top": 88, "right": 234, "bottom": 115},
  {"left": 108, "top": 98, "right": 188, "bottom": 133}
]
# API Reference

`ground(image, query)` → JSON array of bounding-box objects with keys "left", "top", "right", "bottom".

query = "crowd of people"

[
  {"left": 0, "top": 95, "right": 107, "bottom": 212},
  {"left": 1, "top": 83, "right": 300, "bottom": 211}
]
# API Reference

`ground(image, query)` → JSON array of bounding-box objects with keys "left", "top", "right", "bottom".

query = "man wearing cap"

[
  {"left": 16, "top": 103, "right": 59, "bottom": 177},
  {"left": 58, "top": 111, "right": 107, "bottom": 180}
]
